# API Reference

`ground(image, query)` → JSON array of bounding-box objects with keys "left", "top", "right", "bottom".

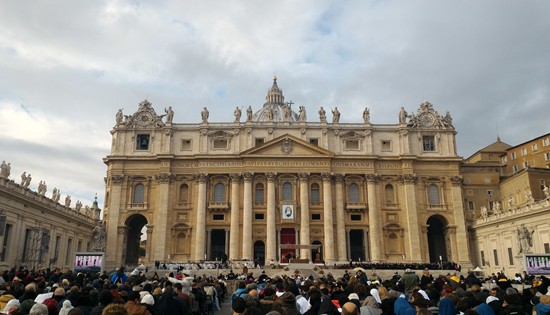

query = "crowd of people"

[{"left": 1, "top": 264, "right": 550, "bottom": 315}]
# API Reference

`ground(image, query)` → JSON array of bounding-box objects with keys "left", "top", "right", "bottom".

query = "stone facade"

[
  {"left": 0, "top": 170, "right": 98, "bottom": 270},
  {"left": 103, "top": 78, "right": 471, "bottom": 270}
]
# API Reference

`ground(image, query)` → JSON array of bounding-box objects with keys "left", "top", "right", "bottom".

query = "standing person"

[
  {"left": 110, "top": 267, "right": 128, "bottom": 285},
  {"left": 156, "top": 283, "right": 188, "bottom": 315},
  {"left": 400, "top": 269, "right": 419, "bottom": 298},
  {"left": 420, "top": 268, "right": 434, "bottom": 290}
]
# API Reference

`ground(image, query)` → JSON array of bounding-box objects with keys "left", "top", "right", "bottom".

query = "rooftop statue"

[
  {"left": 332, "top": 107, "right": 340, "bottom": 124},
  {"left": 0, "top": 161, "right": 11, "bottom": 179},
  {"left": 363, "top": 107, "right": 370, "bottom": 124},
  {"left": 319, "top": 107, "right": 327, "bottom": 123},
  {"left": 246, "top": 106, "right": 253, "bottom": 121},
  {"left": 21, "top": 172, "right": 31, "bottom": 188},
  {"left": 234, "top": 106, "right": 242, "bottom": 123},
  {"left": 115, "top": 109, "right": 123, "bottom": 125},
  {"left": 298, "top": 106, "right": 306, "bottom": 122},
  {"left": 201, "top": 107, "right": 209, "bottom": 123},
  {"left": 165, "top": 106, "right": 174, "bottom": 124},
  {"left": 65, "top": 195, "right": 72, "bottom": 207},
  {"left": 399, "top": 107, "right": 408, "bottom": 124},
  {"left": 38, "top": 180, "right": 47, "bottom": 196}
]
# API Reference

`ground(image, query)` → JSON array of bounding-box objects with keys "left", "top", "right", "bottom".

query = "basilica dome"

[{"left": 252, "top": 76, "right": 299, "bottom": 122}]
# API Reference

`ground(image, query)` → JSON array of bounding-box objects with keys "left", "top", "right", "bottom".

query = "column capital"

[
  {"left": 243, "top": 172, "right": 254, "bottom": 181},
  {"left": 449, "top": 175, "right": 463, "bottom": 185},
  {"left": 111, "top": 175, "right": 124, "bottom": 184},
  {"left": 155, "top": 172, "right": 175, "bottom": 183},
  {"left": 334, "top": 174, "right": 345, "bottom": 183},
  {"left": 230, "top": 173, "right": 241, "bottom": 182},
  {"left": 195, "top": 173, "right": 208, "bottom": 183},
  {"left": 398, "top": 174, "right": 417, "bottom": 183},
  {"left": 298, "top": 173, "right": 309, "bottom": 181},
  {"left": 321, "top": 173, "right": 332, "bottom": 181},
  {"left": 266, "top": 172, "right": 277, "bottom": 182},
  {"left": 365, "top": 174, "right": 380, "bottom": 183}
]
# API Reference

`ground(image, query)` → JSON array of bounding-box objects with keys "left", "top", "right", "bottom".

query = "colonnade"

[{"left": 192, "top": 172, "right": 386, "bottom": 265}]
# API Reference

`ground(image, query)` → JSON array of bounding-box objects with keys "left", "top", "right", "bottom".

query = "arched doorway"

[
  {"left": 311, "top": 240, "right": 323, "bottom": 263},
  {"left": 280, "top": 228, "right": 296, "bottom": 262},
  {"left": 427, "top": 215, "right": 448, "bottom": 263},
  {"left": 124, "top": 214, "right": 147, "bottom": 265},
  {"left": 254, "top": 240, "right": 265, "bottom": 266}
]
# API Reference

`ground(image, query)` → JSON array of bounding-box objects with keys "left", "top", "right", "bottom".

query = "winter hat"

[{"left": 141, "top": 294, "right": 155, "bottom": 306}]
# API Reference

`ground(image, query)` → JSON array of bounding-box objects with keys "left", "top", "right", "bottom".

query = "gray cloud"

[{"left": 1, "top": 0, "right": 549, "bottom": 208}]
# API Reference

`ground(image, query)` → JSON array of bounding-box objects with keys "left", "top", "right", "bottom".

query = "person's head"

[
  {"left": 232, "top": 297, "right": 247, "bottom": 315},
  {"left": 29, "top": 303, "right": 48, "bottom": 315},
  {"left": 342, "top": 302, "right": 359, "bottom": 315},
  {"left": 101, "top": 304, "right": 128, "bottom": 315},
  {"left": 417, "top": 309, "right": 433, "bottom": 315},
  {"left": 490, "top": 287, "right": 499, "bottom": 296}
]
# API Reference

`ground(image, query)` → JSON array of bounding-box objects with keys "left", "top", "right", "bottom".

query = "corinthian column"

[
  {"left": 194, "top": 174, "right": 207, "bottom": 260},
  {"left": 266, "top": 173, "right": 277, "bottom": 262},
  {"left": 242, "top": 173, "right": 253, "bottom": 259},
  {"left": 322, "top": 173, "right": 335, "bottom": 264},
  {"left": 366, "top": 174, "right": 382, "bottom": 262},
  {"left": 298, "top": 173, "right": 310, "bottom": 260},
  {"left": 229, "top": 173, "right": 241, "bottom": 260},
  {"left": 401, "top": 174, "right": 421, "bottom": 262},
  {"left": 153, "top": 172, "right": 174, "bottom": 261},
  {"left": 334, "top": 174, "right": 347, "bottom": 262},
  {"left": 450, "top": 175, "right": 470, "bottom": 264}
]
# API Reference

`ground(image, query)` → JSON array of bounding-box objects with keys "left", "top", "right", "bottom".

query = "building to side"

[
  {"left": 0, "top": 164, "right": 99, "bottom": 270},
  {"left": 103, "top": 77, "right": 471, "bottom": 270},
  {"left": 465, "top": 133, "right": 550, "bottom": 275}
]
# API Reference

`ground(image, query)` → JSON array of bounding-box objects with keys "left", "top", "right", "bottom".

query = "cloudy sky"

[{"left": 1, "top": 1, "right": 549, "bottom": 210}]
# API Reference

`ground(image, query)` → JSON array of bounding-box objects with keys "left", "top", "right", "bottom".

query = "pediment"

[{"left": 241, "top": 134, "right": 334, "bottom": 157}]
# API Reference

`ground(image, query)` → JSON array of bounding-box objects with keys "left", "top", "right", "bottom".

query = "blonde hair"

[{"left": 378, "top": 286, "right": 389, "bottom": 300}]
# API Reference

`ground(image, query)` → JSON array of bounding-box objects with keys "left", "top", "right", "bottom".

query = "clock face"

[
  {"left": 419, "top": 113, "right": 435, "bottom": 127},
  {"left": 136, "top": 112, "right": 153, "bottom": 126}
]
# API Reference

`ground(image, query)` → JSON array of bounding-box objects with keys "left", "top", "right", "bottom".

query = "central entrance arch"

[
  {"left": 124, "top": 214, "right": 147, "bottom": 265},
  {"left": 427, "top": 215, "right": 449, "bottom": 263}
]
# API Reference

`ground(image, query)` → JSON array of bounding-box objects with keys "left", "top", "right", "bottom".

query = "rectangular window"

[
  {"left": 467, "top": 201, "right": 475, "bottom": 210},
  {"left": 493, "top": 249, "right": 499, "bottom": 266},
  {"left": 422, "top": 136, "right": 436, "bottom": 151},
  {"left": 508, "top": 247, "right": 514, "bottom": 265},
  {"left": 381, "top": 140, "right": 392, "bottom": 152},
  {"left": 181, "top": 139, "right": 192, "bottom": 150},
  {"left": 480, "top": 251, "right": 485, "bottom": 266},
  {"left": 501, "top": 156, "right": 508, "bottom": 164},
  {"left": 0, "top": 224, "right": 12, "bottom": 261},
  {"left": 311, "top": 214, "right": 321, "bottom": 220},
  {"left": 544, "top": 138, "right": 550, "bottom": 146},
  {"left": 545, "top": 153, "right": 550, "bottom": 161},
  {"left": 212, "top": 214, "right": 225, "bottom": 221},
  {"left": 136, "top": 134, "right": 150, "bottom": 150},
  {"left": 544, "top": 243, "right": 550, "bottom": 254},
  {"left": 487, "top": 190, "right": 494, "bottom": 197},
  {"left": 66, "top": 238, "right": 72, "bottom": 265},
  {"left": 213, "top": 139, "right": 228, "bottom": 149},
  {"left": 345, "top": 140, "right": 359, "bottom": 150},
  {"left": 523, "top": 161, "right": 529, "bottom": 168},
  {"left": 484, "top": 178, "right": 491, "bottom": 184},
  {"left": 512, "top": 165, "right": 519, "bottom": 173},
  {"left": 254, "top": 213, "right": 265, "bottom": 220},
  {"left": 511, "top": 152, "right": 517, "bottom": 160},
  {"left": 255, "top": 138, "right": 265, "bottom": 146},
  {"left": 532, "top": 144, "right": 538, "bottom": 151},
  {"left": 521, "top": 148, "right": 528, "bottom": 156},
  {"left": 350, "top": 214, "right": 362, "bottom": 221},
  {"left": 309, "top": 138, "right": 319, "bottom": 146},
  {"left": 77, "top": 240, "right": 82, "bottom": 252}
]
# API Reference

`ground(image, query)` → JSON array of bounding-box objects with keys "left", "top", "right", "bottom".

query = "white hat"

[
  {"left": 348, "top": 293, "right": 359, "bottom": 301},
  {"left": 1, "top": 299, "right": 20, "bottom": 314},
  {"left": 141, "top": 294, "right": 155, "bottom": 306}
]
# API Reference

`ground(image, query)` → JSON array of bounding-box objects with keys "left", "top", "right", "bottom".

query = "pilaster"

[
  {"left": 229, "top": 173, "right": 241, "bottom": 259},
  {"left": 322, "top": 173, "right": 335, "bottom": 264}
]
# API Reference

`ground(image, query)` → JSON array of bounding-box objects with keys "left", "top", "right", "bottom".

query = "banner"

[{"left": 281, "top": 205, "right": 294, "bottom": 220}]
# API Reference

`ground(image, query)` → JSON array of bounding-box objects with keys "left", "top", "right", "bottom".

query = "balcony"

[
  {"left": 175, "top": 201, "right": 192, "bottom": 209},
  {"left": 345, "top": 202, "right": 367, "bottom": 212},
  {"left": 208, "top": 202, "right": 229, "bottom": 212},
  {"left": 427, "top": 204, "right": 448, "bottom": 211},
  {"left": 128, "top": 203, "right": 147, "bottom": 210},
  {"left": 382, "top": 202, "right": 400, "bottom": 210}
]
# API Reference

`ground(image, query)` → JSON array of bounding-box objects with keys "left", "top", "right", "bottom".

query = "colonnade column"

[
  {"left": 242, "top": 173, "right": 253, "bottom": 260},
  {"left": 266, "top": 173, "right": 277, "bottom": 262},
  {"left": 194, "top": 174, "right": 207, "bottom": 260},
  {"left": 450, "top": 176, "right": 470, "bottom": 264},
  {"left": 322, "top": 173, "right": 335, "bottom": 264},
  {"left": 229, "top": 173, "right": 241, "bottom": 260},
  {"left": 153, "top": 172, "right": 173, "bottom": 261},
  {"left": 401, "top": 174, "right": 422, "bottom": 262},
  {"left": 334, "top": 174, "right": 347, "bottom": 262},
  {"left": 298, "top": 173, "right": 310, "bottom": 260},
  {"left": 366, "top": 174, "right": 382, "bottom": 262}
]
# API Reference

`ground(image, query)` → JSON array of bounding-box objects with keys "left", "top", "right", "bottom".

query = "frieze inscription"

[{"left": 163, "top": 160, "right": 409, "bottom": 169}]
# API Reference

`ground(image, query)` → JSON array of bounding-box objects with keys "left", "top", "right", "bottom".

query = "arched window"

[
  {"left": 428, "top": 184, "right": 440, "bottom": 205},
  {"left": 282, "top": 182, "right": 293, "bottom": 201},
  {"left": 179, "top": 184, "right": 189, "bottom": 203},
  {"left": 385, "top": 184, "right": 395, "bottom": 204},
  {"left": 310, "top": 183, "right": 320, "bottom": 203},
  {"left": 348, "top": 183, "right": 360, "bottom": 203},
  {"left": 255, "top": 183, "right": 264, "bottom": 203},
  {"left": 214, "top": 183, "right": 226, "bottom": 202},
  {"left": 133, "top": 184, "right": 144, "bottom": 204}
]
